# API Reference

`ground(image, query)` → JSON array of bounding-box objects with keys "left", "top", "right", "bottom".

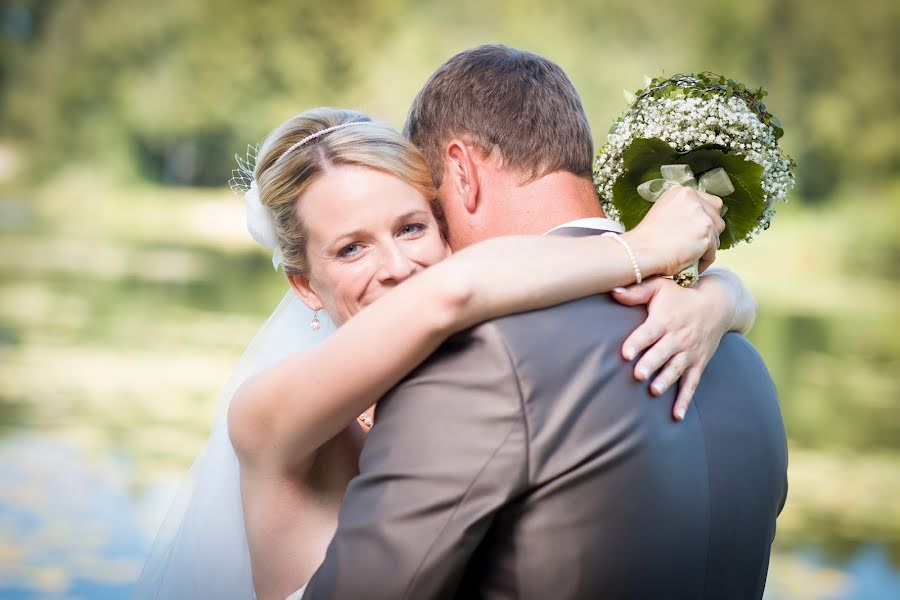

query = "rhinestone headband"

[{"left": 276, "top": 120, "right": 375, "bottom": 164}]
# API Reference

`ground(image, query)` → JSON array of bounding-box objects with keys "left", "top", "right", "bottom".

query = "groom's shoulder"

[
  {"left": 711, "top": 330, "right": 775, "bottom": 383},
  {"left": 488, "top": 293, "right": 648, "bottom": 357},
  {"left": 415, "top": 293, "right": 649, "bottom": 389},
  {"left": 405, "top": 294, "right": 647, "bottom": 385}
]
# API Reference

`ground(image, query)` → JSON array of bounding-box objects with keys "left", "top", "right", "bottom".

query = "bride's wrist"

[
  {"left": 698, "top": 269, "right": 754, "bottom": 333},
  {"left": 619, "top": 230, "right": 663, "bottom": 279},
  {"left": 694, "top": 272, "right": 734, "bottom": 331}
]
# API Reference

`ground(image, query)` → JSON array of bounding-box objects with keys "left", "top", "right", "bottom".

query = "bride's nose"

[{"left": 375, "top": 241, "right": 417, "bottom": 285}]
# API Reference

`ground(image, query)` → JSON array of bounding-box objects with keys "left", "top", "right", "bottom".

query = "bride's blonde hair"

[{"left": 254, "top": 108, "right": 446, "bottom": 276}]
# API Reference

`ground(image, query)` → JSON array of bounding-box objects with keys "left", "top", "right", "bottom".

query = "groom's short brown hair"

[{"left": 404, "top": 45, "right": 594, "bottom": 188}]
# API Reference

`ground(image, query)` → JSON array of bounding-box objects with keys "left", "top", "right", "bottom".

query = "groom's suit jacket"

[{"left": 304, "top": 226, "right": 788, "bottom": 600}]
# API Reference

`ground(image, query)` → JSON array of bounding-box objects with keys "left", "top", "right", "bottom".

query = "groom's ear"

[
  {"left": 287, "top": 274, "right": 323, "bottom": 313},
  {"left": 445, "top": 139, "right": 480, "bottom": 214}
]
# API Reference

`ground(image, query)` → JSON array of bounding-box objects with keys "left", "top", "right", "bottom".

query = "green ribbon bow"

[
  {"left": 637, "top": 165, "right": 735, "bottom": 203},
  {"left": 636, "top": 165, "right": 735, "bottom": 287}
]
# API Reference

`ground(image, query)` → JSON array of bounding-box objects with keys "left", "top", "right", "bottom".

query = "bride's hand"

[
  {"left": 622, "top": 185, "right": 725, "bottom": 278},
  {"left": 611, "top": 275, "right": 736, "bottom": 421}
]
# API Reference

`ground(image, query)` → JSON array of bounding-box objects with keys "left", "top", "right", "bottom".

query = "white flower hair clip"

[{"left": 229, "top": 144, "right": 284, "bottom": 270}]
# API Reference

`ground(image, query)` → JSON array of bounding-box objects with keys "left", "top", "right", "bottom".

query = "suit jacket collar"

[{"left": 545, "top": 217, "right": 624, "bottom": 238}]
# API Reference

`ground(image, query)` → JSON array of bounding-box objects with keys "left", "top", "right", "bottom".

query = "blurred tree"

[
  {"left": 697, "top": 0, "right": 900, "bottom": 200},
  {"left": 2, "top": 0, "right": 413, "bottom": 184},
  {"left": 1, "top": 0, "right": 897, "bottom": 198}
]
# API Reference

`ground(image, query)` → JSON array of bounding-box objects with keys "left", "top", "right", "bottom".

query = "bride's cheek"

[{"left": 423, "top": 235, "right": 450, "bottom": 263}]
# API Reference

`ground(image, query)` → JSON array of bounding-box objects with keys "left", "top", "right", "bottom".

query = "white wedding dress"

[{"left": 133, "top": 290, "right": 335, "bottom": 599}]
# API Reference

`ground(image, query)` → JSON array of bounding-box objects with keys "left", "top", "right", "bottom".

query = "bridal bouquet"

[{"left": 593, "top": 72, "right": 795, "bottom": 285}]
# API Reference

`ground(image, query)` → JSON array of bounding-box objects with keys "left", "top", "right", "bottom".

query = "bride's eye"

[
  {"left": 398, "top": 223, "right": 426, "bottom": 237},
  {"left": 338, "top": 243, "right": 362, "bottom": 258}
]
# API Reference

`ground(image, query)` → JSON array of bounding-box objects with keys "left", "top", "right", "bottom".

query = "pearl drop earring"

[{"left": 310, "top": 310, "right": 321, "bottom": 331}]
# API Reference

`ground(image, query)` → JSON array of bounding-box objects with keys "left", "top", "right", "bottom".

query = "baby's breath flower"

[{"left": 593, "top": 73, "right": 795, "bottom": 246}]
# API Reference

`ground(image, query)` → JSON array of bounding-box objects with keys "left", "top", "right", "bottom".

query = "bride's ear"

[
  {"left": 287, "top": 274, "right": 323, "bottom": 312},
  {"left": 445, "top": 140, "right": 480, "bottom": 214}
]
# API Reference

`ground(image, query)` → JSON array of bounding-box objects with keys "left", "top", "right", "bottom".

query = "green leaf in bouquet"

[
  {"left": 676, "top": 147, "right": 765, "bottom": 249},
  {"left": 611, "top": 138, "right": 766, "bottom": 249},
  {"left": 769, "top": 115, "right": 784, "bottom": 139},
  {"left": 611, "top": 137, "right": 679, "bottom": 230}
]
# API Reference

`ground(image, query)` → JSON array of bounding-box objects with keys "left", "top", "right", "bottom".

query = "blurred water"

[
  {"left": 0, "top": 435, "right": 154, "bottom": 598},
  {"left": 0, "top": 431, "right": 897, "bottom": 599},
  {"left": 765, "top": 547, "right": 900, "bottom": 600}
]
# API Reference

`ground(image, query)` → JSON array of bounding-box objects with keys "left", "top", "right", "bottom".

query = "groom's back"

[{"left": 457, "top": 293, "right": 788, "bottom": 599}]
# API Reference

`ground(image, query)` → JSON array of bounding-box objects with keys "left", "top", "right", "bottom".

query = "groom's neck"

[{"left": 489, "top": 170, "right": 606, "bottom": 237}]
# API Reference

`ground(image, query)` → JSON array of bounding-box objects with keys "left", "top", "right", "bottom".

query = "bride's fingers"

[
  {"left": 696, "top": 192, "right": 725, "bottom": 274},
  {"left": 697, "top": 191, "right": 726, "bottom": 233},
  {"left": 633, "top": 332, "right": 677, "bottom": 381},
  {"left": 610, "top": 278, "right": 663, "bottom": 307},
  {"left": 673, "top": 366, "right": 703, "bottom": 421},
  {"left": 699, "top": 238, "right": 718, "bottom": 273},
  {"left": 648, "top": 352, "right": 690, "bottom": 397},
  {"left": 622, "top": 320, "right": 665, "bottom": 363}
]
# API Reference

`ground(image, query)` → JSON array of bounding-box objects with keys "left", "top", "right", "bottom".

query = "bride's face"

[{"left": 289, "top": 165, "right": 450, "bottom": 325}]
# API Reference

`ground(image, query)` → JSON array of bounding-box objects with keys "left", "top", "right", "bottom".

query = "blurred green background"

[{"left": 0, "top": 0, "right": 898, "bottom": 598}]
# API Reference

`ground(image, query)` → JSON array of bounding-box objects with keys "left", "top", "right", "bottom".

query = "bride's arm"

[
  {"left": 227, "top": 234, "right": 643, "bottom": 467},
  {"left": 229, "top": 187, "right": 724, "bottom": 468},
  {"left": 700, "top": 267, "right": 757, "bottom": 335}
]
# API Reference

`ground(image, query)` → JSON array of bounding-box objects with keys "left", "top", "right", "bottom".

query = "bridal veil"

[{"left": 133, "top": 290, "right": 335, "bottom": 599}]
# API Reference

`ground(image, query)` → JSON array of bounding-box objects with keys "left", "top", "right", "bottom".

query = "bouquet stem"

[{"left": 674, "top": 261, "right": 699, "bottom": 287}]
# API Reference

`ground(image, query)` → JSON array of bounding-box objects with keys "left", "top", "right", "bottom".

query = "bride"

[{"left": 135, "top": 107, "right": 751, "bottom": 599}]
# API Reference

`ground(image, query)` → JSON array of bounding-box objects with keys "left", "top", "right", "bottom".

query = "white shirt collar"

[{"left": 544, "top": 217, "right": 625, "bottom": 235}]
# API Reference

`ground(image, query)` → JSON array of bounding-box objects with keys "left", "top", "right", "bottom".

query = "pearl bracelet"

[{"left": 601, "top": 232, "right": 642, "bottom": 285}]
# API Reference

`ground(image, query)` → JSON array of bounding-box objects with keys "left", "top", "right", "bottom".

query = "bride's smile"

[{"left": 290, "top": 165, "right": 450, "bottom": 325}]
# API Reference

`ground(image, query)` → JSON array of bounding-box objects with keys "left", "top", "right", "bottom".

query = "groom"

[{"left": 304, "top": 45, "right": 788, "bottom": 599}]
